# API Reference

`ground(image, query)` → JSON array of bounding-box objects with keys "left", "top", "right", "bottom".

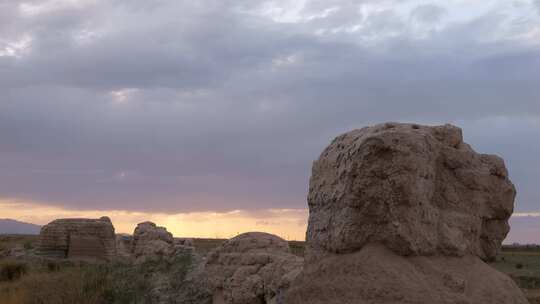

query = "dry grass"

[
  {"left": 490, "top": 246, "right": 540, "bottom": 303},
  {"left": 10, "top": 236, "right": 540, "bottom": 303},
  {"left": 289, "top": 241, "right": 305, "bottom": 257},
  {"left": 0, "top": 260, "right": 28, "bottom": 282},
  {"left": 0, "top": 253, "right": 195, "bottom": 304},
  {"left": 1, "top": 269, "right": 104, "bottom": 304},
  {"left": 0, "top": 235, "right": 38, "bottom": 257}
]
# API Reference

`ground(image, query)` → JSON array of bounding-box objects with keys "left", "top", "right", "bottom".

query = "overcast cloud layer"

[{"left": 1, "top": 0, "right": 539, "bottom": 213}]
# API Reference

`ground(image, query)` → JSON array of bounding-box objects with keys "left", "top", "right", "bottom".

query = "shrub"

[
  {"left": 516, "top": 263, "right": 524, "bottom": 269},
  {"left": 16, "top": 269, "right": 102, "bottom": 304},
  {"left": 23, "top": 241, "right": 33, "bottom": 250},
  {"left": 0, "top": 261, "right": 28, "bottom": 282},
  {"left": 0, "top": 254, "right": 196, "bottom": 303},
  {"left": 288, "top": 241, "right": 305, "bottom": 257},
  {"left": 46, "top": 261, "right": 61, "bottom": 272},
  {"left": 169, "top": 254, "right": 193, "bottom": 289}
]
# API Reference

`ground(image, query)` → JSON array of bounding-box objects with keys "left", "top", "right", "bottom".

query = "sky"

[{"left": 0, "top": 0, "right": 539, "bottom": 241}]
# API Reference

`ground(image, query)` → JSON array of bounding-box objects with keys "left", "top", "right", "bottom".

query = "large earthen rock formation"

[
  {"left": 37, "top": 216, "right": 116, "bottom": 261},
  {"left": 205, "top": 232, "right": 303, "bottom": 304},
  {"left": 286, "top": 123, "right": 527, "bottom": 304}
]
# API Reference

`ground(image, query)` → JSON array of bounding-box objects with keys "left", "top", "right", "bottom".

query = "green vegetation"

[
  {"left": 289, "top": 241, "right": 305, "bottom": 257},
  {"left": 0, "top": 260, "right": 28, "bottom": 282},
  {"left": 4, "top": 235, "right": 540, "bottom": 303},
  {"left": 0, "top": 235, "right": 38, "bottom": 251},
  {"left": 23, "top": 241, "right": 33, "bottom": 250},
  {"left": 0, "top": 255, "right": 194, "bottom": 304},
  {"left": 489, "top": 245, "right": 540, "bottom": 303}
]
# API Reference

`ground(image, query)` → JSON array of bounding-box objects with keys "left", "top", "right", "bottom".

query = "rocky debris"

[
  {"left": 171, "top": 256, "right": 214, "bottom": 304},
  {"left": 286, "top": 123, "right": 527, "bottom": 304},
  {"left": 37, "top": 216, "right": 116, "bottom": 261},
  {"left": 131, "top": 221, "right": 175, "bottom": 262},
  {"left": 109, "top": 222, "right": 204, "bottom": 303},
  {"left": 175, "top": 237, "right": 195, "bottom": 247},
  {"left": 115, "top": 234, "right": 133, "bottom": 259},
  {"left": 205, "top": 232, "right": 303, "bottom": 304},
  {"left": 129, "top": 221, "right": 196, "bottom": 264}
]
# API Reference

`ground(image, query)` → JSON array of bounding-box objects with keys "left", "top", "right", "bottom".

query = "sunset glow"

[{"left": 0, "top": 199, "right": 307, "bottom": 240}]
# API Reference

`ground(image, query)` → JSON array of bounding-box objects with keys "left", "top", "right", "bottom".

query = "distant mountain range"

[{"left": 0, "top": 219, "right": 41, "bottom": 235}]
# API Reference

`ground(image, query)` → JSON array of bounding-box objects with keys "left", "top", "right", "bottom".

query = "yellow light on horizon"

[{"left": 0, "top": 199, "right": 308, "bottom": 241}]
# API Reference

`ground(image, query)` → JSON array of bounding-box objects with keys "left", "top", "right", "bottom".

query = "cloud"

[
  {"left": 411, "top": 4, "right": 446, "bottom": 24},
  {"left": 0, "top": 0, "right": 539, "bottom": 213}
]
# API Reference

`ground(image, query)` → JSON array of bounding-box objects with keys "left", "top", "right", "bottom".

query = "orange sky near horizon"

[
  {"left": 1, "top": 198, "right": 537, "bottom": 244},
  {"left": 0, "top": 199, "right": 308, "bottom": 240}
]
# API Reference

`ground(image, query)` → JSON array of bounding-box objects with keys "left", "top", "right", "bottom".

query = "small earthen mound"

[
  {"left": 288, "top": 244, "right": 525, "bottom": 304},
  {"left": 286, "top": 123, "right": 527, "bottom": 304},
  {"left": 37, "top": 216, "right": 116, "bottom": 261},
  {"left": 205, "top": 232, "right": 303, "bottom": 304},
  {"left": 132, "top": 221, "right": 175, "bottom": 262}
]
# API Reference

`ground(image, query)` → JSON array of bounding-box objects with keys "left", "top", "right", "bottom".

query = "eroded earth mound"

[
  {"left": 117, "top": 221, "right": 195, "bottom": 264},
  {"left": 286, "top": 123, "right": 527, "bottom": 304},
  {"left": 37, "top": 216, "right": 116, "bottom": 261},
  {"left": 205, "top": 232, "right": 303, "bottom": 304},
  {"left": 132, "top": 221, "right": 174, "bottom": 261}
]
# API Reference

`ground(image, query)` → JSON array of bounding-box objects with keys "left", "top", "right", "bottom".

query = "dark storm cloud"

[{"left": 0, "top": 0, "right": 539, "bottom": 212}]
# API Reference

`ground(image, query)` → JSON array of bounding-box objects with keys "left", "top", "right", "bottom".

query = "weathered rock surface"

[
  {"left": 205, "top": 232, "right": 303, "bottom": 304},
  {"left": 132, "top": 221, "right": 175, "bottom": 262},
  {"left": 175, "top": 237, "right": 195, "bottom": 247},
  {"left": 307, "top": 122, "right": 515, "bottom": 261},
  {"left": 129, "top": 221, "right": 196, "bottom": 265},
  {"left": 287, "top": 244, "right": 526, "bottom": 304},
  {"left": 115, "top": 234, "right": 133, "bottom": 259},
  {"left": 37, "top": 216, "right": 116, "bottom": 261},
  {"left": 286, "top": 123, "right": 527, "bottom": 304}
]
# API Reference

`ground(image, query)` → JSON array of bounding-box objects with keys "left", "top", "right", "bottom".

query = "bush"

[
  {"left": 15, "top": 269, "right": 103, "bottom": 304},
  {"left": 288, "top": 241, "right": 305, "bottom": 257},
  {"left": 0, "top": 254, "right": 196, "bottom": 303},
  {"left": 0, "top": 261, "right": 28, "bottom": 282},
  {"left": 23, "top": 241, "right": 33, "bottom": 250},
  {"left": 516, "top": 263, "right": 524, "bottom": 269},
  {"left": 101, "top": 263, "right": 147, "bottom": 304},
  {"left": 169, "top": 254, "right": 193, "bottom": 289},
  {"left": 46, "top": 261, "right": 61, "bottom": 272}
]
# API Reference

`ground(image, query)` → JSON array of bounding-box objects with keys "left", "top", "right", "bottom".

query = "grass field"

[
  {"left": 2, "top": 235, "right": 540, "bottom": 303},
  {"left": 0, "top": 235, "right": 38, "bottom": 252},
  {"left": 1, "top": 235, "right": 195, "bottom": 304},
  {"left": 490, "top": 246, "right": 540, "bottom": 302}
]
